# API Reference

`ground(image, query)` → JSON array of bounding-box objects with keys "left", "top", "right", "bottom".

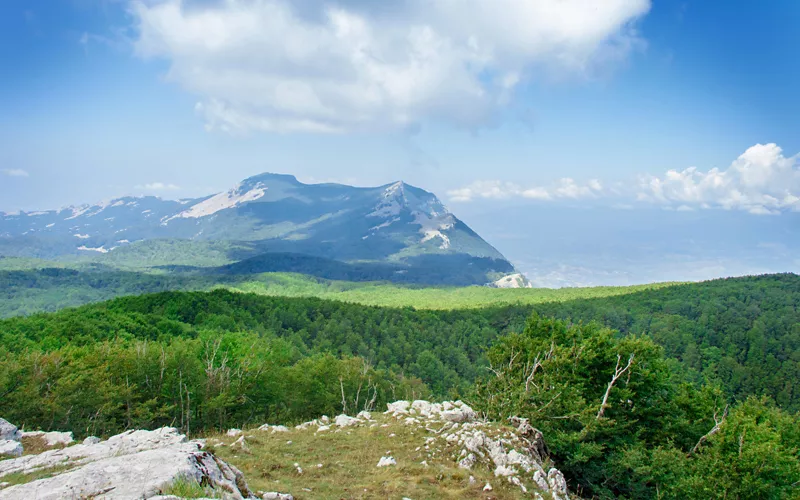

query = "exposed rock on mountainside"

[
  {"left": 0, "top": 424, "right": 254, "bottom": 499},
  {"left": 491, "top": 273, "right": 534, "bottom": 288}
]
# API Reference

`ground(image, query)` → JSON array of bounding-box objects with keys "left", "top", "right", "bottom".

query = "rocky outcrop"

[
  {"left": 0, "top": 419, "right": 22, "bottom": 458},
  {"left": 382, "top": 400, "right": 571, "bottom": 498},
  {"left": 21, "top": 430, "right": 74, "bottom": 447},
  {"left": 0, "top": 426, "right": 255, "bottom": 500}
]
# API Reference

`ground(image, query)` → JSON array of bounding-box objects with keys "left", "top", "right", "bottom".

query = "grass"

[
  {"left": 230, "top": 273, "right": 682, "bottom": 310},
  {"left": 160, "top": 475, "right": 224, "bottom": 499},
  {"left": 0, "top": 464, "right": 76, "bottom": 486},
  {"left": 206, "top": 413, "right": 544, "bottom": 500}
]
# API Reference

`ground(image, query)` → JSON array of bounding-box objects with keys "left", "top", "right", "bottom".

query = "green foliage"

[
  {"left": 533, "top": 273, "right": 800, "bottom": 411},
  {"left": 470, "top": 314, "right": 800, "bottom": 499}
]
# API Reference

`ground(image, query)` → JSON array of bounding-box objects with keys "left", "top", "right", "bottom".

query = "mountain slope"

[{"left": 0, "top": 174, "right": 513, "bottom": 284}]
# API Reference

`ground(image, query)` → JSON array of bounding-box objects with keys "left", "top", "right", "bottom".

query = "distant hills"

[{"left": 0, "top": 174, "right": 520, "bottom": 286}]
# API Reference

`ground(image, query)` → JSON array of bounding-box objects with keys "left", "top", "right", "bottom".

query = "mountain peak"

[{"left": 242, "top": 172, "right": 300, "bottom": 186}]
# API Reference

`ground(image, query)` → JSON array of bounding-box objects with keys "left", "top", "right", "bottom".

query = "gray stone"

[
  {"left": 0, "top": 419, "right": 21, "bottom": 442},
  {"left": 0, "top": 440, "right": 23, "bottom": 458}
]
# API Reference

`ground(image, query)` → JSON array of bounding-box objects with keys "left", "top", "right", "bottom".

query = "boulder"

[
  {"left": 262, "top": 493, "right": 294, "bottom": 500},
  {"left": 355, "top": 411, "right": 372, "bottom": 420},
  {"left": 226, "top": 428, "right": 243, "bottom": 437},
  {"left": 0, "top": 440, "right": 23, "bottom": 458},
  {"left": 334, "top": 414, "right": 361, "bottom": 427},
  {"left": 0, "top": 427, "right": 255, "bottom": 500},
  {"left": 376, "top": 456, "right": 396, "bottom": 467},
  {"left": 22, "top": 430, "right": 74, "bottom": 447},
  {"left": 83, "top": 436, "right": 101, "bottom": 446},
  {"left": 0, "top": 419, "right": 21, "bottom": 442}
]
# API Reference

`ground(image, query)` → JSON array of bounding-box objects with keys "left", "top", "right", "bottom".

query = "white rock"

[
  {"left": 316, "top": 425, "right": 330, "bottom": 432},
  {"left": 262, "top": 493, "right": 294, "bottom": 500},
  {"left": 533, "top": 470, "right": 550, "bottom": 491},
  {"left": 0, "top": 419, "right": 21, "bottom": 442},
  {"left": 494, "top": 465, "right": 516, "bottom": 477},
  {"left": 227, "top": 428, "right": 243, "bottom": 437},
  {"left": 334, "top": 414, "right": 362, "bottom": 427},
  {"left": 386, "top": 401, "right": 411, "bottom": 415},
  {"left": 483, "top": 482, "right": 493, "bottom": 491},
  {"left": 0, "top": 427, "right": 252, "bottom": 500},
  {"left": 0, "top": 440, "right": 23, "bottom": 457},
  {"left": 83, "top": 436, "right": 101, "bottom": 445},
  {"left": 22, "top": 430, "right": 74, "bottom": 447},
  {"left": 258, "top": 424, "right": 289, "bottom": 433},
  {"left": 356, "top": 411, "right": 372, "bottom": 420},
  {"left": 547, "top": 468, "right": 569, "bottom": 500},
  {"left": 376, "top": 456, "right": 397, "bottom": 467},
  {"left": 319, "top": 416, "right": 330, "bottom": 425}
]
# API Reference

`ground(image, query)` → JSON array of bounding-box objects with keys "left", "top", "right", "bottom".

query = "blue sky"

[{"left": 2, "top": 0, "right": 798, "bottom": 214}]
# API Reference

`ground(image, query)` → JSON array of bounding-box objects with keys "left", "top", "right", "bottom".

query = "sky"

[{"left": 1, "top": 0, "right": 799, "bottom": 284}]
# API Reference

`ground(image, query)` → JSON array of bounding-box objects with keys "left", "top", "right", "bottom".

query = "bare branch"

[
  {"left": 596, "top": 353, "right": 635, "bottom": 420},
  {"left": 689, "top": 405, "right": 729, "bottom": 456}
]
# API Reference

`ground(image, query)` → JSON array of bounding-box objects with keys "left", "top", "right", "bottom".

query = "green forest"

[{"left": 1, "top": 274, "right": 799, "bottom": 498}]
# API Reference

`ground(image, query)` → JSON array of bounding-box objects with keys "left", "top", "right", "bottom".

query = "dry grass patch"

[{"left": 208, "top": 414, "right": 534, "bottom": 500}]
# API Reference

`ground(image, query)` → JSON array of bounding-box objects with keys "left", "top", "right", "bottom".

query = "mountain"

[{"left": 0, "top": 174, "right": 515, "bottom": 285}]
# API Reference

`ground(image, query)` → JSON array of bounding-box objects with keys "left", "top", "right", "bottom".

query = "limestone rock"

[
  {"left": 22, "top": 430, "right": 74, "bottom": 447},
  {"left": 334, "top": 414, "right": 362, "bottom": 427},
  {"left": 0, "top": 419, "right": 21, "bottom": 442},
  {"left": 0, "top": 440, "right": 23, "bottom": 458},
  {"left": 376, "top": 456, "right": 396, "bottom": 467},
  {"left": 83, "top": 436, "right": 101, "bottom": 445},
  {"left": 262, "top": 493, "right": 294, "bottom": 500},
  {"left": 0, "top": 427, "right": 255, "bottom": 500}
]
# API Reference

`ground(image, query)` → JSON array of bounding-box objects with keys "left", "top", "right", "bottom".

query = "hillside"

[
  {"left": 0, "top": 262, "right": 676, "bottom": 318},
  {"left": 0, "top": 174, "right": 515, "bottom": 286}
]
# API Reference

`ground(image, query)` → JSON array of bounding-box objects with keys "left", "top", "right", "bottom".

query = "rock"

[
  {"left": 440, "top": 402, "right": 476, "bottom": 423},
  {"left": 483, "top": 482, "right": 493, "bottom": 491},
  {"left": 319, "top": 415, "right": 330, "bottom": 425},
  {"left": 386, "top": 401, "right": 411, "bottom": 415},
  {"left": 376, "top": 456, "right": 396, "bottom": 467},
  {"left": 494, "top": 465, "right": 516, "bottom": 477},
  {"left": 316, "top": 425, "right": 330, "bottom": 432},
  {"left": 232, "top": 435, "right": 249, "bottom": 452},
  {"left": 258, "top": 424, "right": 289, "bottom": 433},
  {"left": 334, "top": 414, "right": 362, "bottom": 427},
  {"left": 227, "top": 428, "right": 243, "bottom": 437},
  {"left": 533, "top": 470, "right": 549, "bottom": 491},
  {"left": 22, "top": 430, "right": 74, "bottom": 447},
  {"left": 83, "top": 436, "right": 101, "bottom": 445},
  {"left": 458, "top": 453, "right": 476, "bottom": 469},
  {"left": 547, "top": 468, "right": 569, "bottom": 500},
  {"left": 0, "top": 440, "right": 23, "bottom": 457},
  {"left": 262, "top": 493, "right": 294, "bottom": 500},
  {"left": 356, "top": 411, "right": 372, "bottom": 420},
  {"left": 0, "top": 419, "right": 21, "bottom": 442},
  {"left": 0, "top": 427, "right": 254, "bottom": 500}
]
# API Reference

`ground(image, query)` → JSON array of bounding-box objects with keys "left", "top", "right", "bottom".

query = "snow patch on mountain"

[{"left": 170, "top": 182, "right": 267, "bottom": 220}]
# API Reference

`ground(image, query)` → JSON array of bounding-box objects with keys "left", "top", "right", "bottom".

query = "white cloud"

[
  {"left": 131, "top": 0, "right": 650, "bottom": 133},
  {"left": 2, "top": 169, "right": 29, "bottom": 177},
  {"left": 137, "top": 182, "right": 182, "bottom": 190},
  {"left": 637, "top": 143, "right": 800, "bottom": 215},
  {"left": 448, "top": 178, "right": 604, "bottom": 202},
  {"left": 449, "top": 143, "right": 800, "bottom": 215}
]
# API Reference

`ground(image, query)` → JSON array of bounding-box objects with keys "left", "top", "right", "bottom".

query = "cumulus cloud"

[
  {"left": 637, "top": 143, "right": 800, "bottom": 215},
  {"left": 2, "top": 169, "right": 29, "bottom": 177},
  {"left": 449, "top": 143, "right": 800, "bottom": 215},
  {"left": 131, "top": 0, "right": 650, "bottom": 133},
  {"left": 137, "top": 182, "right": 182, "bottom": 190},
  {"left": 448, "top": 178, "right": 604, "bottom": 202}
]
